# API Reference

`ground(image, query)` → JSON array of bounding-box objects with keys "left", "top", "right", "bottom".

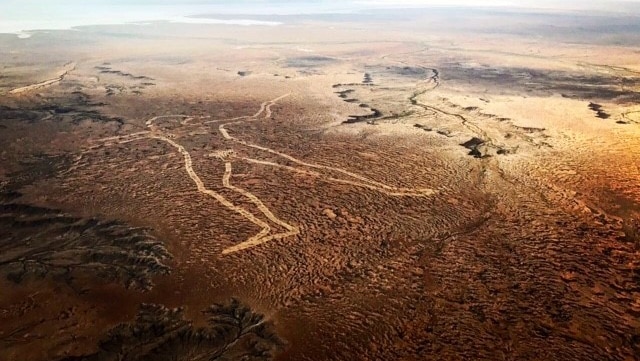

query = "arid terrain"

[{"left": 1, "top": 6, "right": 639, "bottom": 361}]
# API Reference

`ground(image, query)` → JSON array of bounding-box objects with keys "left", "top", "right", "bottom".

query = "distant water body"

[{"left": 0, "top": 1, "right": 370, "bottom": 38}]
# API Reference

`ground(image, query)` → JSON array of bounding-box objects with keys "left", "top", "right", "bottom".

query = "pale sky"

[
  {"left": 2, "top": 0, "right": 639, "bottom": 35},
  {"left": 357, "top": 0, "right": 640, "bottom": 10}
]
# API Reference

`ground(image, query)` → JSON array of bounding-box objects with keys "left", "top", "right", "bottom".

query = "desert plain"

[{"left": 0, "top": 6, "right": 639, "bottom": 361}]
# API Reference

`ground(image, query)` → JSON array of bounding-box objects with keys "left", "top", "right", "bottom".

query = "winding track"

[
  {"left": 242, "top": 157, "right": 434, "bottom": 197},
  {"left": 84, "top": 93, "right": 435, "bottom": 254},
  {"left": 218, "top": 96, "right": 435, "bottom": 197},
  {"left": 148, "top": 133, "right": 284, "bottom": 254},
  {"left": 9, "top": 62, "right": 76, "bottom": 95},
  {"left": 622, "top": 110, "right": 640, "bottom": 123},
  {"left": 221, "top": 162, "right": 299, "bottom": 254},
  {"left": 144, "top": 98, "right": 301, "bottom": 255}
]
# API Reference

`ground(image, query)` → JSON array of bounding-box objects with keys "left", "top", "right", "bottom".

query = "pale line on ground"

[
  {"left": 9, "top": 62, "right": 76, "bottom": 95},
  {"left": 147, "top": 133, "right": 276, "bottom": 250},
  {"left": 77, "top": 92, "right": 433, "bottom": 255},
  {"left": 93, "top": 131, "right": 151, "bottom": 143},
  {"left": 263, "top": 93, "right": 292, "bottom": 118},
  {"left": 217, "top": 93, "right": 408, "bottom": 191},
  {"left": 221, "top": 126, "right": 433, "bottom": 193},
  {"left": 204, "top": 115, "right": 249, "bottom": 125},
  {"left": 220, "top": 161, "right": 299, "bottom": 254},
  {"left": 243, "top": 157, "right": 434, "bottom": 197},
  {"left": 145, "top": 114, "right": 190, "bottom": 127}
]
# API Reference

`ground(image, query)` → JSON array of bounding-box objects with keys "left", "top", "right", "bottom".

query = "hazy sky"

[
  {"left": 2, "top": 0, "right": 640, "bottom": 35},
  {"left": 4, "top": 0, "right": 640, "bottom": 8}
]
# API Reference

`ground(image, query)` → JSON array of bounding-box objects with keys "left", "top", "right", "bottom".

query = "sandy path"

[
  {"left": 9, "top": 62, "right": 76, "bottom": 95},
  {"left": 262, "top": 93, "right": 292, "bottom": 118},
  {"left": 623, "top": 111, "right": 640, "bottom": 123},
  {"left": 148, "top": 130, "right": 300, "bottom": 255},
  {"left": 243, "top": 157, "right": 434, "bottom": 197},
  {"left": 145, "top": 115, "right": 190, "bottom": 127},
  {"left": 142, "top": 97, "right": 303, "bottom": 254},
  {"left": 204, "top": 116, "right": 249, "bottom": 125},
  {"left": 219, "top": 93, "right": 434, "bottom": 195},
  {"left": 93, "top": 131, "right": 151, "bottom": 144},
  {"left": 148, "top": 133, "right": 275, "bottom": 248},
  {"left": 221, "top": 162, "right": 299, "bottom": 254},
  {"left": 81, "top": 92, "right": 434, "bottom": 254},
  {"left": 220, "top": 124, "right": 434, "bottom": 196}
]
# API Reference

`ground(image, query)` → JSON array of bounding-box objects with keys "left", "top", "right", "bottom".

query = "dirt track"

[{"left": 8, "top": 62, "right": 76, "bottom": 95}]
